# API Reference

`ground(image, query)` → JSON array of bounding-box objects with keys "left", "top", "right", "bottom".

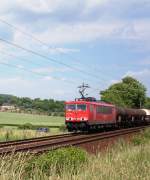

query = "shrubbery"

[
  {"left": 59, "top": 124, "right": 67, "bottom": 132},
  {"left": 0, "top": 124, "right": 4, "bottom": 129},
  {"left": 18, "top": 123, "right": 33, "bottom": 130},
  {"left": 132, "top": 128, "right": 150, "bottom": 145},
  {"left": 26, "top": 147, "right": 88, "bottom": 177}
]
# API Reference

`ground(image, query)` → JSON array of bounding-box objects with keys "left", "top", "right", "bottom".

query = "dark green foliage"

[
  {"left": 100, "top": 76, "right": 147, "bottom": 108},
  {"left": 18, "top": 123, "right": 33, "bottom": 130},
  {"left": 144, "top": 97, "right": 150, "bottom": 108},
  {"left": 132, "top": 128, "right": 150, "bottom": 145},
  {"left": 52, "top": 112, "right": 59, "bottom": 116},
  {"left": 132, "top": 136, "right": 145, "bottom": 145},
  {"left": 26, "top": 147, "right": 88, "bottom": 177},
  {"left": 4, "top": 130, "right": 13, "bottom": 141},
  {"left": 0, "top": 124, "right": 4, "bottom": 128},
  {"left": 59, "top": 124, "right": 67, "bottom": 132},
  {"left": 58, "top": 112, "right": 65, "bottom": 117}
]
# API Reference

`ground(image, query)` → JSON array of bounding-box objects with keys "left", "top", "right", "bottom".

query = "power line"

[
  {"left": 0, "top": 37, "right": 109, "bottom": 86},
  {"left": 0, "top": 18, "right": 115, "bottom": 81},
  {"left": 0, "top": 49, "right": 43, "bottom": 66},
  {"left": 0, "top": 38, "right": 96, "bottom": 78},
  {"left": 0, "top": 60, "right": 76, "bottom": 85},
  {"left": 0, "top": 19, "right": 112, "bottom": 95},
  {"left": 0, "top": 48, "right": 100, "bottom": 87},
  {"left": 0, "top": 60, "right": 103, "bottom": 96}
]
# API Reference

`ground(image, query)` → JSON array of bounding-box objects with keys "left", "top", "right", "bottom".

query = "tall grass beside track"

[
  {"left": 0, "top": 128, "right": 150, "bottom": 180},
  {"left": 0, "top": 129, "right": 56, "bottom": 142}
]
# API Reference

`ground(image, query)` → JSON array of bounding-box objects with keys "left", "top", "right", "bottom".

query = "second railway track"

[{"left": 0, "top": 125, "right": 149, "bottom": 155}]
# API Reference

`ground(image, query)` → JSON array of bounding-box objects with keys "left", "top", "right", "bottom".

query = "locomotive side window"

[
  {"left": 90, "top": 105, "right": 94, "bottom": 112},
  {"left": 96, "top": 106, "right": 113, "bottom": 114},
  {"left": 77, "top": 104, "right": 86, "bottom": 111},
  {"left": 66, "top": 104, "right": 76, "bottom": 110},
  {"left": 96, "top": 106, "right": 101, "bottom": 113}
]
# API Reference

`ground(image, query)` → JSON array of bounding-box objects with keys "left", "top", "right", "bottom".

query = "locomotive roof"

[{"left": 65, "top": 100, "right": 115, "bottom": 107}]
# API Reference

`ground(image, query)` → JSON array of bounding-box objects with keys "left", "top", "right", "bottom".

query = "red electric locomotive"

[
  {"left": 65, "top": 99, "right": 116, "bottom": 131},
  {"left": 65, "top": 84, "right": 149, "bottom": 132}
]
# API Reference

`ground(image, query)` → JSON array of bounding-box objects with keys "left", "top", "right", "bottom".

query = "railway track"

[
  {"left": 0, "top": 125, "right": 149, "bottom": 155},
  {"left": 0, "top": 133, "right": 76, "bottom": 148}
]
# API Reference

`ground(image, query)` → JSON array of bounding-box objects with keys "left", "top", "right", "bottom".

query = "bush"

[
  {"left": 48, "top": 112, "right": 52, "bottom": 116},
  {"left": 52, "top": 112, "right": 59, "bottom": 116},
  {"left": 142, "top": 128, "right": 150, "bottom": 139},
  {"left": 132, "top": 128, "right": 150, "bottom": 146},
  {"left": 59, "top": 124, "right": 67, "bottom": 132},
  {"left": 18, "top": 123, "right": 33, "bottom": 130},
  {"left": 5, "top": 130, "right": 13, "bottom": 141},
  {"left": 59, "top": 112, "right": 65, "bottom": 117},
  {"left": 0, "top": 124, "right": 4, "bottom": 129},
  {"left": 26, "top": 147, "right": 88, "bottom": 177},
  {"left": 132, "top": 135, "right": 144, "bottom": 145}
]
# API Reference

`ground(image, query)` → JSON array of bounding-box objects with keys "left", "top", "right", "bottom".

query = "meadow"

[
  {"left": 0, "top": 112, "right": 64, "bottom": 126},
  {"left": 0, "top": 112, "right": 65, "bottom": 141}
]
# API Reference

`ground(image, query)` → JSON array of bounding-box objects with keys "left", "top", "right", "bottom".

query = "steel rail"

[
  {"left": 0, "top": 133, "right": 78, "bottom": 148},
  {"left": 0, "top": 125, "right": 149, "bottom": 155}
]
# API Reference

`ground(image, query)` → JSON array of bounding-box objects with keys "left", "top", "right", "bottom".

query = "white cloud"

[
  {"left": 1, "top": 0, "right": 150, "bottom": 46},
  {"left": 43, "top": 76, "right": 53, "bottom": 81},
  {"left": 32, "top": 66, "right": 71, "bottom": 74},
  {"left": 0, "top": 76, "right": 77, "bottom": 99},
  {"left": 33, "top": 67, "right": 54, "bottom": 73},
  {"left": 48, "top": 47, "right": 80, "bottom": 54},
  {"left": 125, "top": 69, "right": 150, "bottom": 79},
  {"left": 16, "top": 64, "right": 24, "bottom": 69},
  {"left": 34, "top": 21, "right": 124, "bottom": 44}
]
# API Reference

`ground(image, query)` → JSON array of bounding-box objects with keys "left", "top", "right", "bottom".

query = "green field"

[{"left": 0, "top": 112, "right": 64, "bottom": 127}]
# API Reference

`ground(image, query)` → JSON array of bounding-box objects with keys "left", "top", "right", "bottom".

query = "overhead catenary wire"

[
  {"left": 0, "top": 37, "right": 109, "bottom": 87},
  {"left": 0, "top": 60, "right": 76, "bottom": 85},
  {"left": 0, "top": 60, "right": 102, "bottom": 95},
  {"left": 0, "top": 19, "right": 119, "bottom": 96},
  {"left": 0, "top": 18, "right": 116, "bottom": 81},
  {"left": 0, "top": 48, "right": 102, "bottom": 88}
]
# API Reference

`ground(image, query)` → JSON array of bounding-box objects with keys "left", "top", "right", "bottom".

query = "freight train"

[{"left": 65, "top": 84, "right": 150, "bottom": 132}]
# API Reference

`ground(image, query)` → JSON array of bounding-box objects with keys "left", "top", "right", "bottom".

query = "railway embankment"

[{"left": 0, "top": 127, "right": 149, "bottom": 179}]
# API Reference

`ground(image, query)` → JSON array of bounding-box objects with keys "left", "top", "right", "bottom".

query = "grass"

[
  {"left": 0, "top": 112, "right": 64, "bottom": 126},
  {"left": 0, "top": 128, "right": 149, "bottom": 180},
  {"left": 0, "top": 128, "right": 62, "bottom": 142}
]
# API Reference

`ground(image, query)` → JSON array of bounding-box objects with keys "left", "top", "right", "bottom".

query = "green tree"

[
  {"left": 144, "top": 97, "right": 150, "bottom": 109},
  {"left": 100, "top": 76, "right": 146, "bottom": 108}
]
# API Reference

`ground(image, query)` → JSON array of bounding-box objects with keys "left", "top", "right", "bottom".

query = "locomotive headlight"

[
  {"left": 66, "top": 118, "right": 71, "bottom": 121},
  {"left": 81, "top": 118, "right": 88, "bottom": 121}
]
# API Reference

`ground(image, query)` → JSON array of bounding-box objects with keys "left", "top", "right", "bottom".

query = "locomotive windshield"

[
  {"left": 77, "top": 104, "right": 86, "bottom": 111},
  {"left": 66, "top": 104, "right": 76, "bottom": 110},
  {"left": 66, "top": 104, "right": 86, "bottom": 111}
]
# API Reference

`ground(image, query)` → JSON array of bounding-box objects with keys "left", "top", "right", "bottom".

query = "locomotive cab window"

[
  {"left": 66, "top": 104, "right": 76, "bottom": 110},
  {"left": 96, "top": 106, "right": 113, "bottom": 114},
  {"left": 90, "top": 105, "right": 94, "bottom": 112},
  {"left": 77, "top": 104, "right": 86, "bottom": 111}
]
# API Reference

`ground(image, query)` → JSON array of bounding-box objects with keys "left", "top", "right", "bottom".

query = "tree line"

[{"left": 0, "top": 94, "right": 65, "bottom": 115}]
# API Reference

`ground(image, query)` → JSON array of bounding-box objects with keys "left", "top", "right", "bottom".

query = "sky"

[{"left": 0, "top": 0, "right": 150, "bottom": 100}]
